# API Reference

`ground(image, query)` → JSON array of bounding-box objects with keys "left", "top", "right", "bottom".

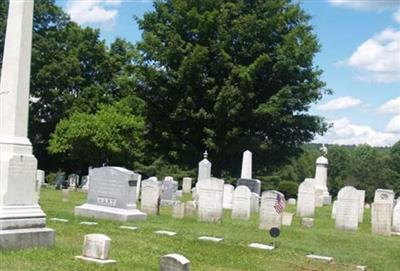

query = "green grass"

[{"left": 1, "top": 188, "right": 399, "bottom": 271}]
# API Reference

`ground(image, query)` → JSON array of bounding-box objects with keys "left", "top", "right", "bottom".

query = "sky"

[{"left": 56, "top": 0, "right": 400, "bottom": 147}]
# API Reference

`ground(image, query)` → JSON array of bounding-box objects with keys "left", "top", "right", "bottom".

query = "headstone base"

[
  {"left": 0, "top": 227, "right": 55, "bottom": 250},
  {"left": 237, "top": 178, "right": 261, "bottom": 195},
  {"left": 75, "top": 203, "right": 147, "bottom": 221},
  {"left": 75, "top": 256, "right": 116, "bottom": 264}
]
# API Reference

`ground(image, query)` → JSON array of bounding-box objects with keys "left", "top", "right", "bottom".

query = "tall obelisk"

[{"left": 0, "top": 0, "right": 54, "bottom": 250}]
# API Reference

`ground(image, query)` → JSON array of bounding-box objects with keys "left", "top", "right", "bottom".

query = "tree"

[
  {"left": 0, "top": 1, "right": 140, "bottom": 170},
  {"left": 136, "top": 0, "right": 328, "bottom": 176},
  {"left": 48, "top": 98, "right": 145, "bottom": 170}
]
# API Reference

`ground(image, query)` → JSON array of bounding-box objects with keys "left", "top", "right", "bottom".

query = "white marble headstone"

[
  {"left": 297, "top": 178, "right": 315, "bottom": 218},
  {"left": 141, "top": 177, "right": 160, "bottom": 214},
  {"left": 223, "top": 184, "right": 234, "bottom": 209},
  {"left": 232, "top": 186, "right": 251, "bottom": 220},
  {"left": 335, "top": 186, "right": 359, "bottom": 231},
  {"left": 197, "top": 178, "right": 224, "bottom": 222},
  {"left": 259, "top": 190, "right": 285, "bottom": 230}
]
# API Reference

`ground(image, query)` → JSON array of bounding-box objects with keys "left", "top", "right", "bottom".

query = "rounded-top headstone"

[
  {"left": 82, "top": 234, "right": 111, "bottom": 260},
  {"left": 160, "top": 253, "right": 190, "bottom": 271}
]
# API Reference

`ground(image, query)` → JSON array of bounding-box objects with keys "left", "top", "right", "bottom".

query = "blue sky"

[{"left": 56, "top": 0, "right": 400, "bottom": 146}]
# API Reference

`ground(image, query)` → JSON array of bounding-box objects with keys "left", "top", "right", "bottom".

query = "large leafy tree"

[
  {"left": 0, "top": 1, "right": 140, "bottom": 170},
  {"left": 137, "top": 0, "right": 328, "bottom": 175},
  {"left": 48, "top": 98, "right": 145, "bottom": 170}
]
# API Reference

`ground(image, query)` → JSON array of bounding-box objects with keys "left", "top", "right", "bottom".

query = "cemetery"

[{"left": 1, "top": 0, "right": 400, "bottom": 271}]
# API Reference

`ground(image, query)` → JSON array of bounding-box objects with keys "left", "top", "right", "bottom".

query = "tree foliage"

[
  {"left": 136, "top": 0, "right": 328, "bottom": 175},
  {"left": 48, "top": 99, "right": 145, "bottom": 169}
]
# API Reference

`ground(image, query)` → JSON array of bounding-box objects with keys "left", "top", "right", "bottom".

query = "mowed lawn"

[{"left": 1, "top": 188, "right": 399, "bottom": 271}]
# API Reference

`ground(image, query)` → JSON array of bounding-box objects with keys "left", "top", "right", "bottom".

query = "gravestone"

[
  {"left": 250, "top": 193, "right": 260, "bottom": 213},
  {"left": 80, "top": 175, "right": 89, "bottom": 191},
  {"left": 358, "top": 190, "right": 365, "bottom": 223},
  {"left": 198, "top": 151, "right": 211, "bottom": 182},
  {"left": 282, "top": 212, "right": 294, "bottom": 226},
  {"left": 236, "top": 150, "right": 261, "bottom": 195},
  {"left": 301, "top": 217, "right": 314, "bottom": 228},
  {"left": 184, "top": 201, "right": 197, "bottom": 216},
  {"left": 335, "top": 186, "right": 359, "bottom": 231},
  {"left": 68, "top": 174, "right": 78, "bottom": 189},
  {"left": 288, "top": 198, "right": 296, "bottom": 205},
  {"left": 173, "top": 201, "right": 185, "bottom": 219},
  {"left": 36, "top": 169, "right": 45, "bottom": 189},
  {"left": 75, "top": 166, "right": 147, "bottom": 221},
  {"left": 313, "top": 145, "right": 332, "bottom": 206},
  {"left": 259, "top": 190, "right": 285, "bottom": 230},
  {"left": 75, "top": 234, "right": 116, "bottom": 264},
  {"left": 371, "top": 203, "right": 392, "bottom": 236},
  {"left": 160, "top": 177, "right": 178, "bottom": 206},
  {"left": 160, "top": 254, "right": 190, "bottom": 271},
  {"left": 374, "top": 189, "right": 395, "bottom": 208},
  {"left": 55, "top": 172, "right": 66, "bottom": 189},
  {"left": 140, "top": 177, "right": 160, "bottom": 215},
  {"left": 197, "top": 178, "right": 224, "bottom": 222},
  {"left": 331, "top": 200, "right": 337, "bottom": 219},
  {"left": 182, "top": 177, "right": 192, "bottom": 194},
  {"left": 297, "top": 178, "right": 316, "bottom": 218},
  {"left": 0, "top": 0, "right": 54, "bottom": 249},
  {"left": 232, "top": 186, "right": 251, "bottom": 221},
  {"left": 392, "top": 202, "right": 400, "bottom": 233},
  {"left": 223, "top": 184, "right": 234, "bottom": 209}
]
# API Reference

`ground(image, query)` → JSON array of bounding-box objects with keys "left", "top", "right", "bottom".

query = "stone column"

[
  {"left": 314, "top": 156, "right": 331, "bottom": 206},
  {"left": 240, "top": 150, "right": 252, "bottom": 179},
  {"left": 0, "top": 0, "right": 54, "bottom": 250}
]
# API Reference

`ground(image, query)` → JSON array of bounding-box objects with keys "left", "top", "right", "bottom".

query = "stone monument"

[
  {"left": 182, "top": 177, "right": 192, "bottom": 194},
  {"left": 313, "top": 144, "right": 331, "bottom": 206},
  {"left": 0, "top": 0, "right": 55, "bottom": 250},
  {"left": 222, "top": 184, "right": 234, "bottom": 209},
  {"left": 236, "top": 150, "right": 261, "bottom": 195},
  {"left": 75, "top": 234, "right": 116, "bottom": 264},
  {"left": 160, "top": 176, "right": 178, "bottom": 206},
  {"left": 259, "top": 190, "right": 285, "bottom": 230},
  {"left": 75, "top": 166, "right": 147, "bottom": 221},
  {"left": 160, "top": 254, "right": 191, "bottom": 271},
  {"left": 197, "top": 151, "right": 211, "bottom": 182},
  {"left": 392, "top": 202, "right": 400, "bottom": 233},
  {"left": 140, "top": 177, "right": 160, "bottom": 214}
]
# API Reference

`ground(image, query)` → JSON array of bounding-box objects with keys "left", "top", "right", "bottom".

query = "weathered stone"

[
  {"left": 240, "top": 150, "right": 252, "bottom": 179},
  {"left": 75, "top": 167, "right": 147, "bottom": 221},
  {"left": 392, "top": 202, "right": 400, "bottom": 233},
  {"left": 282, "top": 212, "right": 294, "bottom": 226},
  {"left": 232, "top": 186, "right": 251, "bottom": 221},
  {"left": 182, "top": 177, "right": 192, "bottom": 194},
  {"left": 248, "top": 243, "right": 274, "bottom": 250},
  {"left": 236, "top": 178, "right": 261, "bottom": 195},
  {"left": 374, "top": 189, "right": 395, "bottom": 209},
  {"left": 288, "top": 198, "right": 296, "bottom": 205},
  {"left": 75, "top": 234, "right": 116, "bottom": 264},
  {"left": 184, "top": 201, "right": 197, "bottom": 216},
  {"left": 259, "top": 190, "right": 285, "bottom": 230},
  {"left": 141, "top": 177, "right": 159, "bottom": 214},
  {"left": 331, "top": 200, "right": 337, "bottom": 219},
  {"left": 198, "top": 236, "right": 223, "bottom": 242},
  {"left": 306, "top": 254, "right": 333, "bottom": 262},
  {"left": 250, "top": 193, "right": 260, "bottom": 213},
  {"left": 301, "top": 217, "right": 314, "bottom": 228},
  {"left": 197, "top": 178, "right": 224, "bottom": 222},
  {"left": 335, "top": 186, "right": 359, "bottom": 231},
  {"left": 160, "top": 254, "right": 190, "bottom": 271},
  {"left": 223, "top": 184, "right": 234, "bottom": 209},
  {"left": 160, "top": 177, "right": 178, "bottom": 206},
  {"left": 173, "top": 201, "right": 185, "bottom": 219},
  {"left": 297, "top": 178, "right": 315, "bottom": 218},
  {"left": 358, "top": 190, "right": 365, "bottom": 223},
  {"left": 371, "top": 203, "right": 392, "bottom": 236},
  {"left": 155, "top": 230, "right": 176, "bottom": 236}
]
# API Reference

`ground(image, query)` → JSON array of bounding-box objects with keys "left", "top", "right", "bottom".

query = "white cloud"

[
  {"left": 316, "top": 96, "right": 362, "bottom": 111},
  {"left": 346, "top": 28, "right": 400, "bottom": 83},
  {"left": 386, "top": 114, "right": 400, "bottom": 133},
  {"left": 66, "top": 0, "right": 122, "bottom": 28},
  {"left": 328, "top": 0, "right": 399, "bottom": 10},
  {"left": 314, "top": 117, "right": 399, "bottom": 146},
  {"left": 377, "top": 96, "right": 400, "bottom": 114}
]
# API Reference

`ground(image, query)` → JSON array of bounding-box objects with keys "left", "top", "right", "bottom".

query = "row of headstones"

[
  {"left": 297, "top": 180, "right": 400, "bottom": 235},
  {"left": 76, "top": 233, "right": 189, "bottom": 270},
  {"left": 142, "top": 176, "right": 285, "bottom": 229}
]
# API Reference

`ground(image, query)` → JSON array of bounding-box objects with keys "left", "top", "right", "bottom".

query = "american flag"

[{"left": 274, "top": 193, "right": 286, "bottom": 214}]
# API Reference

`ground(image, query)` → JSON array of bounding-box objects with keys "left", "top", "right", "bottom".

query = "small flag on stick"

[{"left": 274, "top": 193, "right": 286, "bottom": 214}]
